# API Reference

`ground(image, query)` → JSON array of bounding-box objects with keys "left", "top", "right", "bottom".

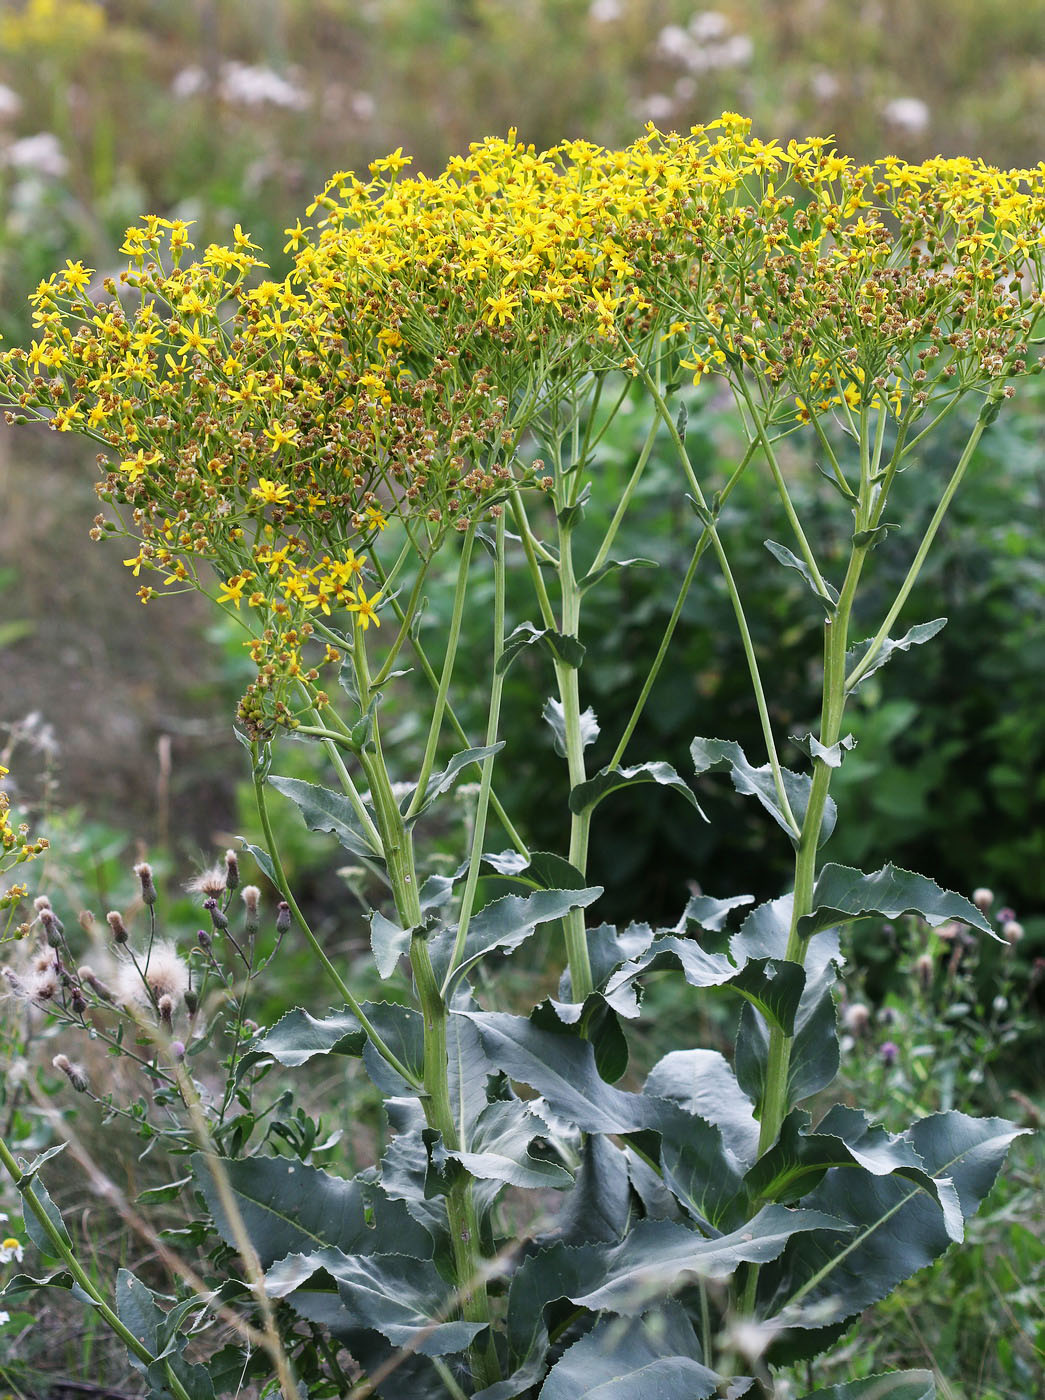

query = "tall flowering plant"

[{"left": 0, "top": 116, "right": 1041, "bottom": 1398}]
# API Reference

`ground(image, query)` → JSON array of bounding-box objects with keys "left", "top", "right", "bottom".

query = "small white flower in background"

[
  {"left": 688, "top": 10, "right": 729, "bottom": 42},
  {"left": 350, "top": 91, "right": 376, "bottom": 121},
  {"left": 882, "top": 96, "right": 930, "bottom": 134},
  {"left": 0, "top": 1236, "right": 24, "bottom": 1264},
  {"left": 171, "top": 64, "right": 206, "bottom": 99},
  {"left": 589, "top": 0, "right": 622, "bottom": 20},
  {"left": 657, "top": 24, "right": 692, "bottom": 62},
  {"left": 219, "top": 61, "right": 309, "bottom": 111},
  {"left": 0, "top": 1310, "right": 10, "bottom": 1325},
  {"left": 810, "top": 69, "right": 840, "bottom": 102},
  {"left": 4, "top": 133, "right": 68, "bottom": 178},
  {"left": 0, "top": 84, "right": 22, "bottom": 120},
  {"left": 635, "top": 93, "right": 675, "bottom": 122}
]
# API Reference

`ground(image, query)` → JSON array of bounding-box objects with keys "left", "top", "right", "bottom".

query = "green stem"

[
  {"left": 365, "top": 551, "right": 528, "bottom": 858},
  {"left": 637, "top": 366, "right": 799, "bottom": 836},
  {"left": 588, "top": 407, "right": 660, "bottom": 574},
  {"left": 357, "top": 652, "right": 497, "bottom": 1389},
  {"left": 736, "top": 374, "right": 833, "bottom": 601},
  {"left": 250, "top": 742, "right": 421, "bottom": 1089},
  {"left": 405, "top": 523, "right": 476, "bottom": 821},
  {"left": 0, "top": 1136, "right": 194, "bottom": 1400},
  {"left": 444, "top": 513, "right": 507, "bottom": 993},
  {"left": 609, "top": 440, "right": 757, "bottom": 769},
  {"left": 845, "top": 415, "right": 988, "bottom": 692}
]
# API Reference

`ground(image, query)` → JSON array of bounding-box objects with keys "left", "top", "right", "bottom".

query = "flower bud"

[
  {"left": 241, "top": 885, "right": 261, "bottom": 935},
  {"left": 841, "top": 1002, "right": 870, "bottom": 1035},
  {"left": 78, "top": 910, "right": 96, "bottom": 935},
  {"left": 915, "top": 953, "right": 934, "bottom": 990},
  {"left": 106, "top": 911, "right": 129, "bottom": 944},
  {"left": 184, "top": 987, "right": 199, "bottom": 1015},
  {"left": 33, "top": 895, "right": 52, "bottom": 912},
  {"left": 39, "top": 908, "right": 62, "bottom": 947},
  {"left": 998, "top": 906, "right": 1016, "bottom": 926},
  {"left": 133, "top": 861, "right": 158, "bottom": 906},
  {"left": 1002, "top": 920, "right": 1024, "bottom": 945},
  {"left": 203, "top": 897, "right": 229, "bottom": 932},
  {"left": 52, "top": 1054, "right": 89, "bottom": 1093},
  {"left": 195, "top": 928, "right": 212, "bottom": 952},
  {"left": 972, "top": 887, "right": 993, "bottom": 913},
  {"left": 158, "top": 993, "right": 175, "bottom": 1028},
  {"left": 224, "top": 849, "right": 240, "bottom": 893},
  {"left": 275, "top": 900, "right": 292, "bottom": 934},
  {"left": 78, "top": 965, "right": 114, "bottom": 1002},
  {"left": 880, "top": 1040, "right": 899, "bottom": 1067},
  {"left": 70, "top": 987, "right": 88, "bottom": 1015},
  {"left": 170, "top": 1040, "right": 186, "bottom": 1063}
]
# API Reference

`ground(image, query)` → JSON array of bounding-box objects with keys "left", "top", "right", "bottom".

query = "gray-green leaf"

[
  {"left": 797, "top": 863, "right": 994, "bottom": 940},
  {"left": 845, "top": 618, "right": 947, "bottom": 691},
  {"left": 570, "top": 761, "right": 706, "bottom": 819},
  {"left": 267, "top": 775, "right": 380, "bottom": 860},
  {"left": 690, "top": 737, "right": 835, "bottom": 845},
  {"left": 541, "top": 697, "right": 600, "bottom": 756}
]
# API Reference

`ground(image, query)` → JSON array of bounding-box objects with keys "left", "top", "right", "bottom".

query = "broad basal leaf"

[
  {"left": 191, "top": 1154, "right": 431, "bottom": 1268},
  {"left": 745, "top": 1107, "right": 962, "bottom": 1240},
  {"left": 569, "top": 761, "right": 706, "bottom": 819},
  {"left": 439, "top": 1099, "right": 572, "bottom": 1191},
  {"left": 797, "top": 863, "right": 995, "bottom": 940},
  {"left": 759, "top": 1112, "right": 1027, "bottom": 1346},
  {"left": 645, "top": 1050, "right": 760, "bottom": 1169},
  {"left": 690, "top": 737, "right": 836, "bottom": 846},
  {"left": 539, "top": 1305, "right": 719, "bottom": 1399},
  {"left": 265, "top": 1247, "right": 484, "bottom": 1357},
  {"left": 267, "top": 774, "right": 379, "bottom": 860},
  {"left": 555, "top": 1134, "right": 634, "bottom": 1246},
  {"left": 462, "top": 1012, "right": 653, "bottom": 1134},
  {"left": 568, "top": 1207, "right": 847, "bottom": 1316}
]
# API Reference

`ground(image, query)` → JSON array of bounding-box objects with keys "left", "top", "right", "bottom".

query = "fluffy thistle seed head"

[
  {"left": 185, "top": 865, "right": 227, "bottom": 899},
  {"left": 52, "top": 1054, "right": 89, "bottom": 1093}
]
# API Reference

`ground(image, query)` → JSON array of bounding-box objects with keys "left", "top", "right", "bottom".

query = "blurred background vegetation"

[{"left": 0, "top": 3, "right": 1043, "bottom": 1394}]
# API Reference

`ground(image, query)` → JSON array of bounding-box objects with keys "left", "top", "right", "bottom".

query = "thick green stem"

[
  {"left": 0, "top": 1135, "right": 194, "bottom": 1400},
  {"left": 357, "top": 645, "right": 497, "bottom": 1388},
  {"left": 756, "top": 540, "right": 870, "bottom": 1155}
]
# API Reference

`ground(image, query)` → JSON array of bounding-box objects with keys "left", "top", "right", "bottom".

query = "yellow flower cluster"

[
  {"left": 0, "top": 0, "right": 105, "bottom": 51},
  {"left": 1, "top": 116, "right": 1041, "bottom": 726},
  {"left": 0, "top": 765, "right": 48, "bottom": 911}
]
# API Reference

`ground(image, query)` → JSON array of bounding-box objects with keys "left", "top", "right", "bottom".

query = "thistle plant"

[{"left": 0, "top": 116, "right": 1041, "bottom": 1398}]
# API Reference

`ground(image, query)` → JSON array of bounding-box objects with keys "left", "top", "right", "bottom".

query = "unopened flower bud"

[
  {"left": 70, "top": 988, "right": 88, "bottom": 1015},
  {"left": 203, "top": 897, "right": 229, "bottom": 932},
  {"left": 880, "top": 1040, "right": 899, "bottom": 1067},
  {"left": 52, "top": 1054, "right": 89, "bottom": 1093},
  {"left": 842, "top": 1002, "right": 870, "bottom": 1035},
  {"left": 195, "top": 928, "right": 212, "bottom": 952},
  {"left": 106, "top": 911, "right": 129, "bottom": 944},
  {"left": 184, "top": 988, "right": 199, "bottom": 1015},
  {"left": 275, "top": 901, "right": 292, "bottom": 934},
  {"left": 972, "top": 887, "right": 994, "bottom": 913},
  {"left": 78, "top": 965, "right": 114, "bottom": 1001},
  {"left": 224, "top": 849, "right": 240, "bottom": 893},
  {"left": 39, "top": 908, "right": 62, "bottom": 946},
  {"left": 1002, "top": 920, "right": 1024, "bottom": 945},
  {"left": 241, "top": 884, "right": 261, "bottom": 934},
  {"left": 915, "top": 953, "right": 934, "bottom": 990},
  {"left": 158, "top": 993, "right": 174, "bottom": 1028},
  {"left": 133, "top": 861, "right": 158, "bottom": 906},
  {"left": 170, "top": 1040, "right": 186, "bottom": 1063}
]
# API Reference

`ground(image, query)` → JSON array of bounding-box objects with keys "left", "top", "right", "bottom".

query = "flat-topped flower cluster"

[{"left": 2, "top": 115, "right": 1042, "bottom": 727}]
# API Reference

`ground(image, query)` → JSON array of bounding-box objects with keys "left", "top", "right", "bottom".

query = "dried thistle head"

[{"left": 184, "top": 864, "right": 227, "bottom": 900}]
